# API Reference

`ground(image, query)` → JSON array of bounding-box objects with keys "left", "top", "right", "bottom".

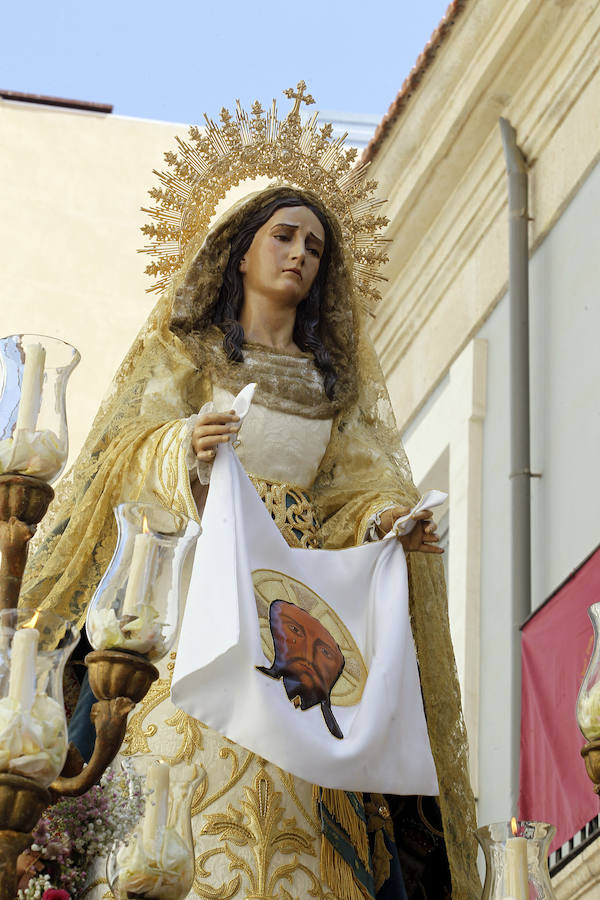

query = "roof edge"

[
  {"left": 0, "top": 89, "right": 113, "bottom": 114},
  {"left": 362, "top": 0, "right": 468, "bottom": 164}
]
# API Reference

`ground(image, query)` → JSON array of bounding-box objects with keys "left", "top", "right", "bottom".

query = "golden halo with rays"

[
  {"left": 139, "top": 81, "right": 389, "bottom": 314},
  {"left": 252, "top": 568, "right": 368, "bottom": 707}
]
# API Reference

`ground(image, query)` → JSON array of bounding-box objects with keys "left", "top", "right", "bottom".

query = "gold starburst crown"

[{"left": 140, "top": 81, "right": 389, "bottom": 311}]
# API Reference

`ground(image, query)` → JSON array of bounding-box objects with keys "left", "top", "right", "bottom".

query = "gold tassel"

[
  {"left": 314, "top": 785, "right": 373, "bottom": 899},
  {"left": 320, "top": 831, "right": 372, "bottom": 900},
  {"left": 319, "top": 787, "right": 370, "bottom": 868}
]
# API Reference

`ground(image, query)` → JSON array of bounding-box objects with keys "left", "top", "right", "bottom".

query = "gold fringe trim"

[
  {"left": 317, "top": 787, "right": 370, "bottom": 869},
  {"left": 314, "top": 785, "right": 372, "bottom": 899},
  {"left": 320, "top": 832, "right": 372, "bottom": 900}
]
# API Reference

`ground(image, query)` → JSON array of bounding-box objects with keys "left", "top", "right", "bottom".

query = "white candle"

[
  {"left": 504, "top": 834, "right": 528, "bottom": 900},
  {"left": 143, "top": 760, "right": 170, "bottom": 849},
  {"left": 15, "top": 343, "right": 46, "bottom": 432},
  {"left": 8, "top": 627, "right": 39, "bottom": 710},
  {"left": 122, "top": 527, "right": 156, "bottom": 617}
]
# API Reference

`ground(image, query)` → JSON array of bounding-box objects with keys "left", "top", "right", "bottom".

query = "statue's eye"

[
  {"left": 320, "top": 646, "right": 335, "bottom": 660},
  {"left": 287, "top": 622, "right": 302, "bottom": 634}
]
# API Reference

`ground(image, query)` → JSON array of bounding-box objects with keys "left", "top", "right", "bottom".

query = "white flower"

[
  {"left": 0, "top": 694, "right": 66, "bottom": 784},
  {"left": 88, "top": 605, "right": 168, "bottom": 659},
  {"left": 0, "top": 429, "right": 65, "bottom": 481}
]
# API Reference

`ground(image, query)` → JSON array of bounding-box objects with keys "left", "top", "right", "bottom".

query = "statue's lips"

[{"left": 283, "top": 268, "right": 302, "bottom": 279}]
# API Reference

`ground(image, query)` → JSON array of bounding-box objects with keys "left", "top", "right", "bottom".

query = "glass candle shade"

[
  {"left": 86, "top": 502, "right": 201, "bottom": 662},
  {"left": 0, "top": 334, "right": 80, "bottom": 483},
  {"left": 0, "top": 608, "right": 79, "bottom": 786},
  {"left": 108, "top": 755, "right": 205, "bottom": 900},
  {"left": 577, "top": 603, "right": 600, "bottom": 740},
  {"left": 476, "top": 820, "right": 557, "bottom": 900}
]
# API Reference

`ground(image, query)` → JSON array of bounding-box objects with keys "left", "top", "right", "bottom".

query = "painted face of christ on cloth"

[{"left": 256, "top": 599, "right": 345, "bottom": 739}]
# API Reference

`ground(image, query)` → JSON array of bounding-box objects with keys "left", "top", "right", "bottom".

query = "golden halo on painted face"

[{"left": 252, "top": 569, "right": 367, "bottom": 707}]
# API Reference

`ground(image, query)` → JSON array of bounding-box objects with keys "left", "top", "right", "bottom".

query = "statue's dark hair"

[{"left": 210, "top": 196, "right": 337, "bottom": 400}]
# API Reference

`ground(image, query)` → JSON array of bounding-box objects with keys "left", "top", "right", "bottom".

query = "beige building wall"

[{"left": 0, "top": 99, "right": 183, "bottom": 466}]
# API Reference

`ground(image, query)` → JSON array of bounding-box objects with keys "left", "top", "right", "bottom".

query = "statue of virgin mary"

[{"left": 21, "top": 85, "right": 480, "bottom": 899}]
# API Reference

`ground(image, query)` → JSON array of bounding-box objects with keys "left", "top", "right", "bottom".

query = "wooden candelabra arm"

[
  {"left": 51, "top": 650, "right": 159, "bottom": 796},
  {"left": 51, "top": 697, "right": 135, "bottom": 797},
  {"left": 0, "top": 517, "right": 36, "bottom": 610},
  {"left": 0, "top": 473, "right": 54, "bottom": 611}
]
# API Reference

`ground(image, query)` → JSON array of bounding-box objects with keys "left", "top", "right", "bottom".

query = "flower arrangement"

[{"left": 17, "top": 769, "right": 144, "bottom": 899}]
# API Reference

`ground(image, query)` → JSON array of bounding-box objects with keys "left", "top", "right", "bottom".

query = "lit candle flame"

[
  {"left": 511, "top": 816, "right": 518, "bottom": 837},
  {"left": 24, "top": 611, "right": 40, "bottom": 630},
  {"left": 142, "top": 515, "right": 150, "bottom": 535}
]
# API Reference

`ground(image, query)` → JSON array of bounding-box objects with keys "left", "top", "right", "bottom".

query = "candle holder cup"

[
  {"left": 476, "top": 820, "right": 557, "bottom": 899},
  {"left": 0, "top": 334, "right": 80, "bottom": 484},
  {"left": 107, "top": 755, "right": 205, "bottom": 900},
  {"left": 86, "top": 502, "right": 201, "bottom": 663}
]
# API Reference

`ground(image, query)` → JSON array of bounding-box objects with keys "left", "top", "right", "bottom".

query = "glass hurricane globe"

[
  {"left": 476, "top": 820, "right": 557, "bottom": 900},
  {"left": 0, "top": 334, "right": 80, "bottom": 483},
  {"left": 576, "top": 602, "right": 600, "bottom": 741},
  {"left": 107, "top": 755, "right": 205, "bottom": 900},
  {"left": 86, "top": 502, "right": 201, "bottom": 662},
  {"left": 0, "top": 608, "right": 79, "bottom": 787}
]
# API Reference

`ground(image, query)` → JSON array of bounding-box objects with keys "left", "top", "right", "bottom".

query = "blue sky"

[{"left": 2, "top": 0, "right": 450, "bottom": 123}]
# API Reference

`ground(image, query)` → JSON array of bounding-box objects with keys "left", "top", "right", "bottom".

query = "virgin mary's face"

[{"left": 239, "top": 205, "right": 325, "bottom": 307}]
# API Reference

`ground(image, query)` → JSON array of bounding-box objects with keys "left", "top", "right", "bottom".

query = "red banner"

[{"left": 519, "top": 547, "right": 600, "bottom": 852}]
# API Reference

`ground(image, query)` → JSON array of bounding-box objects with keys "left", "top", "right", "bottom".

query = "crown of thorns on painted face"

[
  {"left": 211, "top": 195, "right": 338, "bottom": 402},
  {"left": 256, "top": 599, "right": 346, "bottom": 740}
]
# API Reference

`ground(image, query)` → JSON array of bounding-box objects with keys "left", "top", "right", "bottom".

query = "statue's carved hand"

[
  {"left": 377, "top": 506, "right": 444, "bottom": 554},
  {"left": 192, "top": 411, "right": 240, "bottom": 461}
]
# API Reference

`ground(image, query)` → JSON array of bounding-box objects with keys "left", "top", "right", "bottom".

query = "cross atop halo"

[{"left": 283, "top": 80, "right": 316, "bottom": 117}]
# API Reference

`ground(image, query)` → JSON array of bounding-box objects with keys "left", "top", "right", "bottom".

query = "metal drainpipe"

[{"left": 499, "top": 117, "right": 531, "bottom": 813}]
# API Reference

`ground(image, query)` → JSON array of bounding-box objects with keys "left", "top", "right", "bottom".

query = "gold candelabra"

[{"left": 0, "top": 472, "right": 159, "bottom": 900}]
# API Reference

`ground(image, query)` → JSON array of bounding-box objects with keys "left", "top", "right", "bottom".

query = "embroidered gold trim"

[
  {"left": 195, "top": 766, "right": 326, "bottom": 900},
  {"left": 249, "top": 475, "right": 320, "bottom": 549},
  {"left": 355, "top": 494, "right": 405, "bottom": 545},
  {"left": 276, "top": 767, "right": 321, "bottom": 833}
]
